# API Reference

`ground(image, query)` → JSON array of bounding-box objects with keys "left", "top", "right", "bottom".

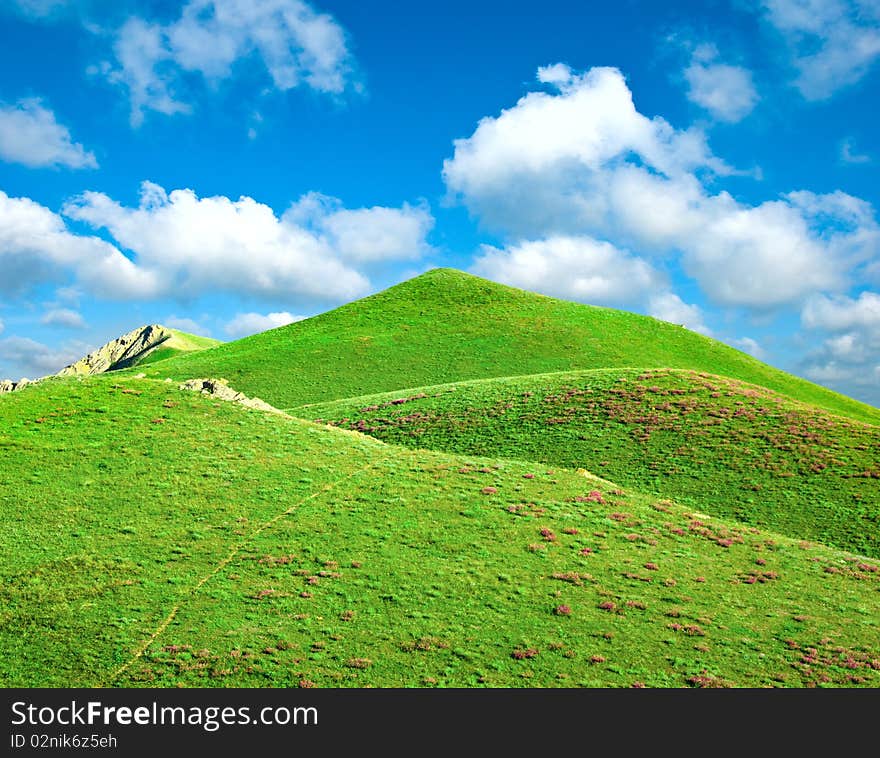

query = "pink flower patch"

[{"left": 512, "top": 648, "right": 539, "bottom": 660}]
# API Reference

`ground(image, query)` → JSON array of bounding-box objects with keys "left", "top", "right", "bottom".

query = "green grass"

[
  {"left": 3, "top": 271, "right": 878, "bottom": 689},
  {"left": 134, "top": 269, "right": 880, "bottom": 423},
  {"left": 1, "top": 376, "right": 878, "bottom": 688},
  {"left": 303, "top": 368, "right": 880, "bottom": 558},
  {"left": 134, "top": 328, "right": 222, "bottom": 368}
]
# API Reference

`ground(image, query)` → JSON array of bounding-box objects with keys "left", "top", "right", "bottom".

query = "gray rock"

[
  {"left": 1, "top": 324, "right": 174, "bottom": 395},
  {"left": 57, "top": 324, "right": 172, "bottom": 376},
  {"left": 178, "top": 378, "right": 288, "bottom": 416}
]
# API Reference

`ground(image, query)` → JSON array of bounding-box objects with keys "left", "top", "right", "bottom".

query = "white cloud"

[
  {"left": 1, "top": 183, "right": 433, "bottom": 306},
  {"left": 730, "top": 336, "right": 766, "bottom": 359},
  {"left": 761, "top": 0, "right": 880, "bottom": 99},
  {"left": 61, "top": 181, "right": 432, "bottom": 302},
  {"left": 224, "top": 311, "right": 305, "bottom": 338},
  {"left": 0, "top": 319, "right": 4, "bottom": 335},
  {"left": 41, "top": 308, "right": 86, "bottom": 329},
  {"left": 286, "top": 192, "right": 434, "bottom": 262},
  {"left": 648, "top": 292, "right": 712, "bottom": 335},
  {"left": 824, "top": 332, "right": 865, "bottom": 359},
  {"left": 472, "top": 235, "right": 662, "bottom": 305},
  {"left": 444, "top": 65, "right": 731, "bottom": 236},
  {"left": 840, "top": 137, "right": 871, "bottom": 164},
  {"left": 536, "top": 63, "right": 575, "bottom": 86},
  {"left": 0, "top": 99, "right": 97, "bottom": 169},
  {"left": 800, "top": 291, "right": 880, "bottom": 404},
  {"left": 444, "top": 64, "right": 880, "bottom": 309},
  {"left": 0, "top": 189, "right": 159, "bottom": 298},
  {"left": 105, "top": 18, "right": 192, "bottom": 125},
  {"left": 0, "top": 335, "right": 91, "bottom": 380},
  {"left": 802, "top": 291, "right": 880, "bottom": 330},
  {"left": 678, "top": 189, "right": 867, "bottom": 308},
  {"left": 683, "top": 44, "right": 759, "bottom": 122},
  {"left": 164, "top": 315, "right": 212, "bottom": 337},
  {"left": 102, "top": 0, "right": 357, "bottom": 125}
]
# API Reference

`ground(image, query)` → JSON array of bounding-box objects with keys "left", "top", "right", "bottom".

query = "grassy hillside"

[
  {"left": 305, "top": 369, "right": 880, "bottom": 558},
  {"left": 135, "top": 269, "right": 879, "bottom": 424},
  {"left": 134, "top": 328, "right": 222, "bottom": 368},
  {"left": 1, "top": 376, "right": 878, "bottom": 688}
]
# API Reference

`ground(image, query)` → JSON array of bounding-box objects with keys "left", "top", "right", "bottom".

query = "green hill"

[
  {"left": 304, "top": 368, "right": 880, "bottom": 558},
  {"left": 2, "top": 269, "right": 878, "bottom": 689},
  {"left": 134, "top": 328, "right": 222, "bottom": 368},
  {"left": 1, "top": 376, "right": 878, "bottom": 688},
  {"left": 136, "top": 269, "right": 879, "bottom": 424}
]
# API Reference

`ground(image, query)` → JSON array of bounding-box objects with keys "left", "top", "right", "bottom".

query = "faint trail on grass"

[{"left": 99, "top": 462, "right": 380, "bottom": 687}]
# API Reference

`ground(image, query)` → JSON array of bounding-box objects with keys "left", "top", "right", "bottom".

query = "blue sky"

[{"left": 1, "top": 0, "right": 879, "bottom": 406}]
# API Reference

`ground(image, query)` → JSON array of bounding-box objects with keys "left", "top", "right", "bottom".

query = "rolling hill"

[
  {"left": 1, "top": 268, "right": 878, "bottom": 689},
  {"left": 1, "top": 375, "right": 877, "bottom": 688},
  {"left": 135, "top": 269, "right": 880, "bottom": 424},
  {"left": 304, "top": 368, "right": 880, "bottom": 558}
]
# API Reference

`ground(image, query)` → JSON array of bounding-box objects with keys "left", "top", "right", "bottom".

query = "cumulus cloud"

[
  {"left": 0, "top": 335, "right": 91, "bottom": 380},
  {"left": 224, "top": 311, "right": 305, "bottom": 338},
  {"left": 41, "top": 308, "right": 86, "bottom": 329},
  {"left": 0, "top": 189, "right": 159, "bottom": 298},
  {"left": 648, "top": 292, "right": 712, "bottom": 335},
  {"left": 0, "top": 183, "right": 432, "bottom": 305},
  {"left": 802, "top": 291, "right": 880, "bottom": 330},
  {"left": 444, "top": 64, "right": 879, "bottom": 309},
  {"left": 472, "top": 235, "right": 662, "bottom": 305},
  {"left": 800, "top": 291, "right": 880, "bottom": 404},
  {"left": 761, "top": 0, "right": 880, "bottom": 99},
  {"left": 286, "top": 192, "right": 434, "bottom": 263},
  {"left": 445, "top": 65, "right": 731, "bottom": 235},
  {"left": 100, "top": 0, "right": 357, "bottom": 125},
  {"left": 61, "top": 181, "right": 432, "bottom": 302},
  {"left": 683, "top": 44, "right": 759, "bottom": 122},
  {"left": 0, "top": 99, "right": 97, "bottom": 169}
]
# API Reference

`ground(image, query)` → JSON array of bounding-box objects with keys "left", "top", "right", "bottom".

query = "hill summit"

[{"left": 139, "top": 268, "right": 878, "bottom": 422}]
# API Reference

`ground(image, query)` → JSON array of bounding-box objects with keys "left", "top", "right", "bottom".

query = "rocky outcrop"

[
  {"left": 0, "top": 378, "right": 31, "bottom": 394},
  {"left": 1, "top": 324, "right": 174, "bottom": 394},
  {"left": 178, "top": 378, "right": 288, "bottom": 416},
  {"left": 58, "top": 324, "right": 172, "bottom": 376}
]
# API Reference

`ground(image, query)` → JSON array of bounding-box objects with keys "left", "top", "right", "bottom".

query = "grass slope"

[
  {"left": 304, "top": 369, "right": 880, "bottom": 558},
  {"left": 134, "top": 328, "right": 222, "bottom": 368},
  {"left": 136, "top": 269, "right": 879, "bottom": 424},
  {"left": 1, "top": 377, "right": 878, "bottom": 688}
]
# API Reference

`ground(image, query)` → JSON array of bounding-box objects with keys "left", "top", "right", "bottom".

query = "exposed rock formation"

[
  {"left": 178, "top": 378, "right": 287, "bottom": 416},
  {"left": 1, "top": 325, "right": 174, "bottom": 394},
  {"left": 58, "top": 324, "right": 172, "bottom": 376},
  {"left": 0, "top": 378, "right": 31, "bottom": 394}
]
